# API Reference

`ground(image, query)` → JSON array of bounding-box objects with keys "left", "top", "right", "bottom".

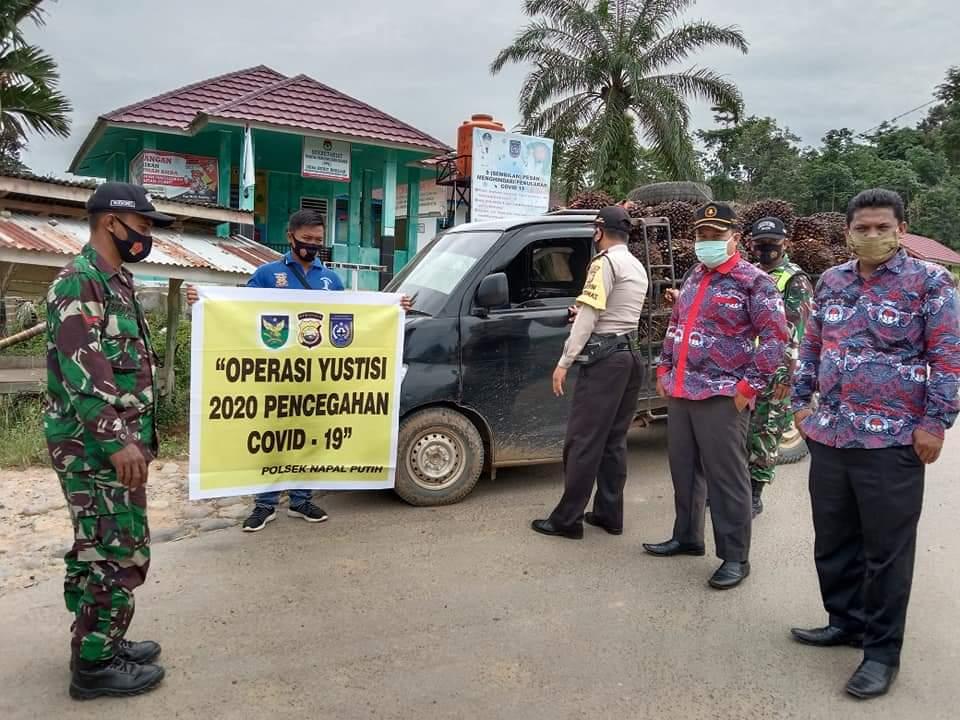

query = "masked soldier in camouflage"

[
  {"left": 46, "top": 183, "right": 172, "bottom": 699},
  {"left": 746, "top": 218, "right": 814, "bottom": 517}
]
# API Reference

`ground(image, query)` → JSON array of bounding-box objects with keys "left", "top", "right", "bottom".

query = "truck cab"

[{"left": 385, "top": 214, "right": 670, "bottom": 506}]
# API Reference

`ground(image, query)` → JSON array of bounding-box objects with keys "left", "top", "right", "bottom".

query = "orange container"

[{"left": 456, "top": 114, "right": 505, "bottom": 179}]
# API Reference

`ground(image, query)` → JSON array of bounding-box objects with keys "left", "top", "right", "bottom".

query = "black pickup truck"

[
  {"left": 385, "top": 211, "right": 807, "bottom": 507},
  {"left": 384, "top": 212, "right": 675, "bottom": 506}
]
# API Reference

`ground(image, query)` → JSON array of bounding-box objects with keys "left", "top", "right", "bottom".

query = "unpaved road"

[{"left": 0, "top": 424, "right": 958, "bottom": 720}]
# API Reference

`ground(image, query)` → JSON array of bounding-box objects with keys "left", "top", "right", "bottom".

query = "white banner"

[
  {"left": 470, "top": 129, "right": 554, "bottom": 223},
  {"left": 373, "top": 178, "right": 446, "bottom": 217},
  {"left": 302, "top": 137, "right": 351, "bottom": 182}
]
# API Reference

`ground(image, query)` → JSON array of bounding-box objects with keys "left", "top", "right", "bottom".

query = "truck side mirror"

[{"left": 474, "top": 272, "right": 509, "bottom": 316}]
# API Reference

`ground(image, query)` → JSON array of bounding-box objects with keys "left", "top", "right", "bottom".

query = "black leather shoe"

[
  {"left": 846, "top": 660, "right": 898, "bottom": 699},
  {"left": 790, "top": 625, "right": 864, "bottom": 648},
  {"left": 584, "top": 513, "right": 622, "bottom": 535},
  {"left": 531, "top": 519, "right": 583, "bottom": 539},
  {"left": 708, "top": 560, "right": 750, "bottom": 589},
  {"left": 642, "top": 539, "right": 706, "bottom": 557},
  {"left": 751, "top": 493, "right": 764, "bottom": 518},
  {"left": 70, "top": 657, "right": 165, "bottom": 700}
]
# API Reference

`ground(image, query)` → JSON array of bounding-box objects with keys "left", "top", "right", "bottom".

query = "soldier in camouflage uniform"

[
  {"left": 46, "top": 183, "right": 173, "bottom": 699},
  {"left": 747, "top": 218, "right": 814, "bottom": 517}
]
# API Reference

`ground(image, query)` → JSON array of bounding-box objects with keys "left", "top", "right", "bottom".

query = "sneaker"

[
  {"left": 242, "top": 506, "right": 277, "bottom": 532},
  {"left": 288, "top": 502, "right": 329, "bottom": 523},
  {"left": 69, "top": 656, "right": 165, "bottom": 700}
]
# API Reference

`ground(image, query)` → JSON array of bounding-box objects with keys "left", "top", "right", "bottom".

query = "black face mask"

[
  {"left": 292, "top": 239, "right": 321, "bottom": 262},
  {"left": 756, "top": 243, "right": 783, "bottom": 267},
  {"left": 110, "top": 217, "right": 153, "bottom": 263}
]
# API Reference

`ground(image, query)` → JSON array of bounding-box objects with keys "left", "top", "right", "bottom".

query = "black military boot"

[
  {"left": 69, "top": 656, "right": 165, "bottom": 700},
  {"left": 751, "top": 481, "right": 764, "bottom": 518}
]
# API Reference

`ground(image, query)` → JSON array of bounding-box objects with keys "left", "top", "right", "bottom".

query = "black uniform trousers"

[
  {"left": 668, "top": 396, "right": 752, "bottom": 562},
  {"left": 549, "top": 350, "right": 643, "bottom": 531},
  {"left": 807, "top": 441, "right": 925, "bottom": 666}
]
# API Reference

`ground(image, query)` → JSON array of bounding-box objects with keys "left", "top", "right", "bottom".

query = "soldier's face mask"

[
  {"left": 754, "top": 240, "right": 784, "bottom": 267},
  {"left": 109, "top": 216, "right": 153, "bottom": 263}
]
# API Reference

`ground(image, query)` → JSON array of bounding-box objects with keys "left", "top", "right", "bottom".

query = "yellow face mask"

[{"left": 847, "top": 230, "right": 899, "bottom": 264}]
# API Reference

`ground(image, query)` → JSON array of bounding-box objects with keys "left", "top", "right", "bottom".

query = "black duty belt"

[{"left": 575, "top": 330, "right": 641, "bottom": 366}]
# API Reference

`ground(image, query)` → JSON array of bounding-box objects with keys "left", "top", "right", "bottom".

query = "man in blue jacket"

[{"left": 188, "top": 208, "right": 410, "bottom": 531}]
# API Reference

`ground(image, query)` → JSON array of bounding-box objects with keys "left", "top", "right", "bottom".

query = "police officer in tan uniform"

[{"left": 533, "top": 206, "right": 649, "bottom": 539}]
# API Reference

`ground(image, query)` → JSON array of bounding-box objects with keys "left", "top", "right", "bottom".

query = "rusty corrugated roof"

[{"left": 0, "top": 213, "right": 280, "bottom": 277}]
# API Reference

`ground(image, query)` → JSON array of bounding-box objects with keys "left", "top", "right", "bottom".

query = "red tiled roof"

[
  {"left": 102, "top": 65, "right": 287, "bottom": 130},
  {"left": 200, "top": 74, "right": 450, "bottom": 153},
  {"left": 901, "top": 233, "right": 960, "bottom": 266}
]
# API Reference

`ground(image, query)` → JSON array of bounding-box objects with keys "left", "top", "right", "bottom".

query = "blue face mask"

[{"left": 695, "top": 239, "right": 732, "bottom": 269}]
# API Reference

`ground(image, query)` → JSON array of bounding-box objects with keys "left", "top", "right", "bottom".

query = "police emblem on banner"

[
  {"left": 259, "top": 314, "right": 290, "bottom": 350},
  {"left": 297, "top": 312, "right": 324, "bottom": 348},
  {"left": 330, "top": 313, "right": 354, "bottom": 348},
  {"left": 509, "top": 140, "right": 521, "bottom": 157}
]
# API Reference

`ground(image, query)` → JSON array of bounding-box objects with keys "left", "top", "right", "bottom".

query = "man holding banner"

[{"left": 187, "top": 208, "right": 410, "bottom": 532}]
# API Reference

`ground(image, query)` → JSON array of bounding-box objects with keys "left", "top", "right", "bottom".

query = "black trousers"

[
  {"left": 549, "top": 351, "right": 643, "bottom": 531},
  {"left": 807, "top": 441, "right": 925, "bottom": 665},
  {"left": 668, "top": 396, "right": 752, "bottom": 562}
]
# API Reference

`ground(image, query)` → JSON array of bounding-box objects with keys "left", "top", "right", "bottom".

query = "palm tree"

[
  {"left": 491, "top": 0, "right": 748, "bottom": 184},
  {"left": 0, "top": 0, "right": 71, "bottom": 145}
]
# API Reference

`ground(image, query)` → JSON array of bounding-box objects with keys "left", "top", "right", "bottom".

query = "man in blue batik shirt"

[{"left": 188, "top": 209, "right": 411, "bottom": 532}]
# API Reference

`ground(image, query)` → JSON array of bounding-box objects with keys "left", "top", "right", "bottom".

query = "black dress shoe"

[
  {"left": 790, "top": 625, "right": 864, "bottom": 648},
  {"left": 846, "top": 660, "right": 898, "bottom": 699},
  {"left": 70, "top": 657, "right": 165, "bottom": 700},
  {"left": 531, "top": 519, "right": 583, "bottom": 539},
  {"left": 584, "top": 513, "right": 622, "bottom": 535},
  {"left": 642, "top": 539, "right": 706, "bottom": 557},
  {"left": 708, "top": 560, "right": 750, "bottom": 589}
]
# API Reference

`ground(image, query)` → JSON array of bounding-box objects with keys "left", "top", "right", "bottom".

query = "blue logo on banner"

[
  {"left": 330, "top": 314, "right": 355, "bottom": 348},
  {"left": 509, "top": 140, "right": 521, "bottom": 157}
]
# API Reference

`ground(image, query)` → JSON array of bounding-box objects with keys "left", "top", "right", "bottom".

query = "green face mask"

[{"left": 847, "top": 230, "right": 899, "bottom": 264}]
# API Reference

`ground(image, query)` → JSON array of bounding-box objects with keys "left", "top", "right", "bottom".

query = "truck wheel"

[
  {"left": 777, "top": 423, "right": 809, "bottom": 465},
  {"left": 628, "top": 181, "right": 714, "bottom": 206},
  {"left": 395, "top": 408, "right": 485, "bottom": 506}
]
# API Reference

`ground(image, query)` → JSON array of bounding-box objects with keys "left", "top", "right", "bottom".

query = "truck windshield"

[{"left": 387, "top": 230, "right": 500, "bottom": 315}]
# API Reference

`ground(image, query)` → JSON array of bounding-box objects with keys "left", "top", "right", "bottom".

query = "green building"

[{"left": 69, "top": 66, "right": 451, "bottom": 289}]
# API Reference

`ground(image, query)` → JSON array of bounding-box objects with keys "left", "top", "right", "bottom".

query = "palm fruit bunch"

[
  {"left": 738, "top": 199, "right": 796, "bottom": 241},
  {"left": 810, "top": 212, "right": 852, "bottom": 264},
  {"left": 568, "top": 189, "right": 616, "bottom": 210},
  {"left": 789, "top": 215, "right": 836, "bottom": 275}
]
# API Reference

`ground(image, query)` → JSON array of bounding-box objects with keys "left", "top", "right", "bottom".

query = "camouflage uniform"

[
  {"left": 45, "top": 244, "right": 157, "bottom": 663},
  {"left": 748, "top": 255, "right": 814, "bottom": 484}
]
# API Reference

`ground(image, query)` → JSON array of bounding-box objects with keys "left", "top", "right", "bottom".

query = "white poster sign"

[
  {"left": 374, "top": 179, "right": 447, "bottom": 217},
  {"left": 470, "top": 129, "right": 554, "bottom": 223},
  {"left": 302, "top": 137, "right": 352, "bottom": 182}
]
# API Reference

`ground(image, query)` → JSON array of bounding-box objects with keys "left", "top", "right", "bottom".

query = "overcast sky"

[{"left": 22, "top": 0, "right": 960, "bottom": 177}]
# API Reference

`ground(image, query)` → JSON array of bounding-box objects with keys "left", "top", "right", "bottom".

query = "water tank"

[{"left": 456, "top": 114, "right": 505, "bottom": 179}]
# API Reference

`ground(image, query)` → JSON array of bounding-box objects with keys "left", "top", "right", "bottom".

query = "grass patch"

[{"left": 0, "top": 395, "right": 47, "bottom": 467}]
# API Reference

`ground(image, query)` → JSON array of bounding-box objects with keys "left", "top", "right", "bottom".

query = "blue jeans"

[{"left": 254, "top": 489, "right": 312, "bottom": 509}]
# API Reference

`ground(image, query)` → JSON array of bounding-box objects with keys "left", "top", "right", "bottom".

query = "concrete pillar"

[
  {"left": 406, "top": 167, "right": 421, "bottom": 255},
  {"left": 217, "top": 131, "right": 232, "bottom": 237}
]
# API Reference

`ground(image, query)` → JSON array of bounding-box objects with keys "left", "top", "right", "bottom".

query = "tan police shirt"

[{"left": 558, "top": 244, "right": 649, "bottom": 369}]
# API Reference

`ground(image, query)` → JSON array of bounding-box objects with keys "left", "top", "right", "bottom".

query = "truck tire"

[
  {"left": 628, "top": 181, "right": 713, "bottom": 206},
  {"left": 777, "top": 423, "right": 809, "bottom": 465},
  {"left": 395, "top": 408, "right": 485, "bottom": 506}
]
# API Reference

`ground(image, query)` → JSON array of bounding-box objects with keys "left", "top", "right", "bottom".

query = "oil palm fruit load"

[
  {"left": 738, "top": 199, "right": 796, "bottom": 241},
  {"left": 789, "top": 215, "right": 839, "bottom": 275},
  {"left": 626, "top": 203, "right": 665, "bottom": 279},
  {"left": 810, "top": 212, "right": 852, "bottom": 265},
  {"left": 567, "top": 189, "right": 616, "bottom": 210},
  {"left": 642, "top": 201, "right": 699, "bottom": 279}
]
